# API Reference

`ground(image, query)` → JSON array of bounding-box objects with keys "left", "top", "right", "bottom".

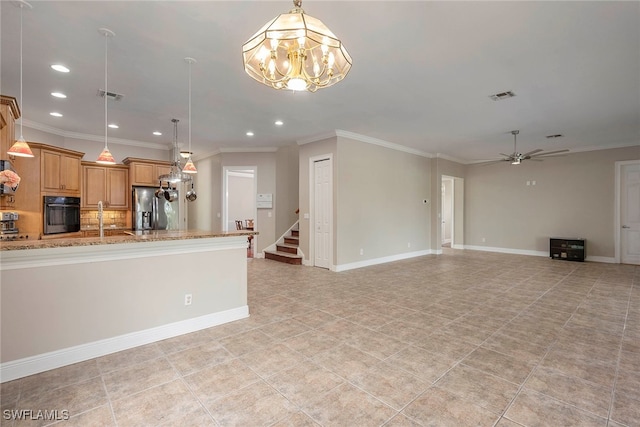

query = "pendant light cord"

[
  {"left": 104, "top": 33, "right": 108, "bottom": 151},
  {"left": 188, "top": 60, "right": 192, "bottom": 156},
  {"left": 19, "top": 3, "right": 24, "bottom": 139}
]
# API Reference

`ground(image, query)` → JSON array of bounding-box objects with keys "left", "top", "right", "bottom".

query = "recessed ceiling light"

[
  {"left": 49, "top": 112, "right": 63, "bottom": 117},
  {"left": 108, "top": 124, "right": 119, "bottom": 129},
  {"left": 51, "top": 64, "right": 70, "bottom": 73},
  {"left": 246, "top": 131, "right": 254, "bottom": 136},
  {"left": 274, "top": 120, "right": 284, "bottom": 126},
  {"left": 51, "top": 92, "right": 67, "bottom": 98},
  {"left": 153, "top": 131, "right": 162, "bottom": 136}
]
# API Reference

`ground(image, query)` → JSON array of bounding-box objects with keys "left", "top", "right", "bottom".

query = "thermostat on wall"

[{"left": 257, "top": 193, "right": 273, "bottom": 209}]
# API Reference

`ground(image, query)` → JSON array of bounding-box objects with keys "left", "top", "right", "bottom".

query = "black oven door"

[{"left": 43, "top": 196, "right": 81, "bottom": 234}]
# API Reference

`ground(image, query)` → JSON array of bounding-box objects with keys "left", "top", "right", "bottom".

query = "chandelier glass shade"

[
  {"left": 242, "top": 0, "right": 351, "bottom": 92},
  {"left": 158, "top": 119, "right": 193, "bottom": 184},
  {"left": 8, "top": 0, "right": 34, "bottom": 158}
]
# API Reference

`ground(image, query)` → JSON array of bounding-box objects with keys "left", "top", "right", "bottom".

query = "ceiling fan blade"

[
  {"left": 498, "top": 153, "right": 512, "bottom": 158},
  {"left": 521, "top": 148, "right": 543, "bottom": 157},
  {"left": 530, "top": 149, "right": 570, "bottom": 157}
]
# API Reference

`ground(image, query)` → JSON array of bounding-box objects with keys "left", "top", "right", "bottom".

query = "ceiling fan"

[{"left": 497, "top": 130, "right": 569, "bottom": 165}]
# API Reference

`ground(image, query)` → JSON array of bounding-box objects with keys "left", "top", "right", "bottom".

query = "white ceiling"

[{"left": 1, "top": 1, "right": 638, "bottom": 162}]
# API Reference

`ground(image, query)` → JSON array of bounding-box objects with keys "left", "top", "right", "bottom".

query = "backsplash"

[{"left": 81, "top": 210, "right": 128, "bottom": 228}]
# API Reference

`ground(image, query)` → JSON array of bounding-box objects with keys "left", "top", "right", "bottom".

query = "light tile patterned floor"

[{"left": 1, "top": 250, "right": 639, "bottom": 426}]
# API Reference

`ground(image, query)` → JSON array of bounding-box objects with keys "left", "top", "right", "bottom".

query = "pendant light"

[
  {"left": 8, "top": 0, "right": 34, "bottom": 158},
  {"left": 182, "top": 57, "right": 197, "bottom": 174},
  {"left": 96, "top": 28, "right": 116, "bottom": 165}
]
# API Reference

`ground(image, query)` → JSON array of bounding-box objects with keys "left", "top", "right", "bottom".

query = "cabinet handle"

[{"left": 622, "top": 225, "right": 630, "bottom": 229}]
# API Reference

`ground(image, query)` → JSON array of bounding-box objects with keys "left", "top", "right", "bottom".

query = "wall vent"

[
  {"left": 97, "top": 89, "right": 124, "bottom": 101},
  {"left": 545, "top": 134, "right": 564, "bottom": 139},
  {"left": 489, "top": 91, "right": 516, "bottom": 101}
]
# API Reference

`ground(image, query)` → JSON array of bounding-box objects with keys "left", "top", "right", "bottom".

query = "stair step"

[
  {"left": 291, "top": 229, "right": 299, "bottom": 237},
  {"left": 265, "top": 250, "right": 302, "bottom": 265},
  {"left": 276, "top": 243, "right": 298, "bottom": 254},
  {"left": 284, "top": 235, "right": 299, "bottom": 245}
]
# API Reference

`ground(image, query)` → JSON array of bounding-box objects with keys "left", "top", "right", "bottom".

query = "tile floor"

[{"left": 1, "top": 250, "right": 639, "bottom": 426}]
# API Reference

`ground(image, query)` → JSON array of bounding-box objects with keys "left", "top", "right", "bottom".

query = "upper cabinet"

[
  {"left": 81, "top": 162, "right": 129, "bottom": 210},
  {"left": 0, "top": 95, "right": 20, "bottom": 162},
  {"left": 42, "top": 149, "right": 82, "bottom": 194},
  {"left": 123, "top": 157, "right": 171, "bottom": 187}
]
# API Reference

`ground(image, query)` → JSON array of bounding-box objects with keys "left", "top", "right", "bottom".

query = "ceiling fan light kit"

[{"left": 499, "top": 130, "right": 569, "bottom": 165}]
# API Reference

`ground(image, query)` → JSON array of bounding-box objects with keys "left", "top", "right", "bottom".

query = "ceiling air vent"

[
  {"left": 489, "top": 91, "right": 516, "bottom": 101},
  {"left": 546, "top": 134, "right": 564, "bottom": 139},
  {"left": 97, "top": 89, "right": 124, "bottom": 101}
]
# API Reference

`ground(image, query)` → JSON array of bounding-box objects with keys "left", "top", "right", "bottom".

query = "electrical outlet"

[
  {"left": 359, "top": 248, "right": 364, "bottom": 256},
  {"left": 481, "top": 237, "right": 486, "bottom": 243},
  {"left": 184, "top": 294, "right": 192, "bottom": 306},
  {"left": 408, "top": 242, "right": 411, "bottom": 248}
]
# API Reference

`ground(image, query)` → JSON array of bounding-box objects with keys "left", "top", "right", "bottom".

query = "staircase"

[{"left": 264, "top": 227, "right": 302, "bottom": 265}]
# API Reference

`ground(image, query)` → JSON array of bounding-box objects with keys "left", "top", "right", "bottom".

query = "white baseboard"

[
  {"left": 0, "top": 306, "right": 249, "bottom": 383},
  {"left": 334, "top": 250, "right": 432, "bottom": 272},
  {"left": 586, "top": 256, "right": 616, "bottom": 263},
  {"left": 451, "top": 244, "right": 464, "bottom": 249},
  {"left": 463, "top": 245, "right": 548, "bottom": 257}
]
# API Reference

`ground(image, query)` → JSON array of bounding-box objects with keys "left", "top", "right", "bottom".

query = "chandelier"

[
  {"left": 242, "top": 0, "right": 352, "bottom": 92},
  {"left": 158, "top": 119, "right": 193, "bottom": 184}
]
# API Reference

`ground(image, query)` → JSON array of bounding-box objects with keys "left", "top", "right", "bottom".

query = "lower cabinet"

[{"left": 81, "top": 163, "right": 130, "bottom": 209}]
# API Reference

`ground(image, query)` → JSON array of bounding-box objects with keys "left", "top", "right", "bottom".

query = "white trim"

[
  {"left": 436, "top": 153, "right": 467, "bottom": 164},
  {"left": 23, "top": 119, "right": 170, "bottom": 151},
  {"left": 219, "top": 147, "right": 278, "bottom": 153},
  {"left": 464, "top": 245, "right": 548, "bottom": 257},
  {"left": 451, "top": 244, "right": 465, "bottom": 249},
  {"left": 0, "top": 306, "right": 249, "bottom": 383},
  {"left": 334, "top": 250, "right": 433, "bottom": 272},
  {"left": 297, "top": 130, "right": 432, "bottom": 158},
  {"left": 222, "top": 166, "right": 258, "bottom": 236},
  {"left": 462, "top": 245, "right": 616, "bottom": 263},
  {"left": 0, "top": 236, "right": 248, "bottom": 270}
]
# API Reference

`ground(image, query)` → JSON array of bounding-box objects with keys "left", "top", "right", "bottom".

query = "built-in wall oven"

[{"left": 43, "top": 196, "right": 81, "bottom": 235}]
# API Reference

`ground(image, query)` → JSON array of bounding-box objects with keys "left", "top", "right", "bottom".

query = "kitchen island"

[{"left": 0, "top": 230, "right": 257, "bottom": 382}]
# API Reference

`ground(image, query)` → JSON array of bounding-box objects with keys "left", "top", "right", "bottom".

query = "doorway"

[
  {"left": 223, "top": 166, "right": 257, "bottom": 256},
  {"left": 309, "top": 155, "right": 332, "bottom": 269},
  {"left": 616, "top": 160, "right": 640, "bottom": 265},
  {"left": 441, "top": 177, "right": 454, "bottom": 247}
]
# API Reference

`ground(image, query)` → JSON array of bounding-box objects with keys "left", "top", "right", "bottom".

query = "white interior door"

[
  {"left": 621, "top": 162, "right": 640, "bottom": 265},
  {"left": 314, "top": 159, "right": 331, "bottom": 269}
]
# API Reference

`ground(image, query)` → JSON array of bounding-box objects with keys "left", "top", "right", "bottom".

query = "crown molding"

[
  {"left": 435, "top": 153, "right": 467, "bottom": 164},
  {"left": 219, "top": 147, "right": 278, "bottom": 153},
  {"left": 298, "top": 130, "right": 433, "bottom": 158},
  {"left": 22, "top": 119, "right": 171, "bottom": 151}
]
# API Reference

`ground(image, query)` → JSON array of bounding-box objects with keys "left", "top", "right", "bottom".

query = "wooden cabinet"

[
  {"left": 42, "top": 149, "right": 81, "bottom": 194},
  {"left": 123, "top": 157, "right": 172, "bottom": 187},
  {"left": 550, "top": 238, "right": 586, "bottom": 262},
  {"left": 81, "top": 162, "right": 129, "bottom": 209},
  {"left": 0, "top": 95, "right": 20, "bottom": 162}
]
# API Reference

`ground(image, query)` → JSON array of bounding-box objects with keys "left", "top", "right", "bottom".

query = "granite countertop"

[{"left": 0, "top": 229, "right": 258, "bottom": 251}]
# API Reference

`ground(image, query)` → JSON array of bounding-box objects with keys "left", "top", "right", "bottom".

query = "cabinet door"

[
  {"left": 156, "top": 165, "right": 171, "bottom": 178},
  {"left": 82, "top": 166, "right": 107, "bottom": 208},
  {"left": 0, "top": 105, "right": 16, "bottom": 161},
  {"left": 107, "top": 168, "right": 129, "bottom": 209},
  {"left": 42, "top": 151, "right": 62, "bottom": 191},
  {"left": 131, "top": 163, "right": 155, "bottom": 186},
  {"left": 61, "top": 155, "right": 81, "bottom": 192}
]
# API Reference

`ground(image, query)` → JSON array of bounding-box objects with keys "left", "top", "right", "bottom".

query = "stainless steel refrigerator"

[{"left": 132, "top": 186, "right": 179, "bottom": 231}]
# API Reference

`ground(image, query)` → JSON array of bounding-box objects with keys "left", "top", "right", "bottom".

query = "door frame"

[
  {"left": 222, "top": 166, "right": 257, "bottom": 234},
  {"left": 308, "top": 154, "right": 333, "bottom": 270},
  {"left": 441, "top": 176, "right": 454, "bottom": 246},
  {"left": 614, "top": 159, "right": 640, "bottom": 264}
]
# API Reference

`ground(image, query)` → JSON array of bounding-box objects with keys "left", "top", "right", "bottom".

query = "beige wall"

[
  {"left": 298, "top": 134, "right": 431, "bottom": 268},
  {"left": 275, "top": 145, "right": 300, "bottom": 238},
  {"left": 189, "top": 154, "right": 222, "bottom": 231},
  {"left": 465, "top": 146, "right": 639, "bottom": 258},
  {"left": 1, "top": 240, "right": 248, "bottom": 365},
  {"left": 23, "top": 126, "right": 170, "bottom": 163}
]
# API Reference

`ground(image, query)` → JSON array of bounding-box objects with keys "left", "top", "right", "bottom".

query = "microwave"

[
  {"left": 0, "top": 160, "right": 19, "bottom": 195},
  {"left": 43, "top": 196, "right": 81, "bottom": 235}
]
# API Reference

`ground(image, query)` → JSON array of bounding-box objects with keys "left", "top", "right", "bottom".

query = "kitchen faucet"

[{"left": 98, "top": 201, "right": 104, "bottom": 238}]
